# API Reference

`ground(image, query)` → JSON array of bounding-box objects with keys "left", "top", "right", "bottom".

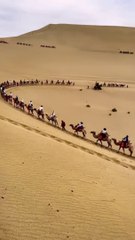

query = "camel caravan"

[
  {"left": 16, "top": 42, "right": 56, "bottom": 48},
  {"left": 40, "top": 44, "right": 56, "bottom": 48},
  {"left": 0, "top": 40, "right": 8, "bottom": 44},
  {"left": 87, "top": 81, "right": 128, "bottom": 90},
  {"left": 0, "top": 79, "right": 75, "bottom": 88},
  {"left": 0, "top": 80, "right": 134, "bottom": 157},
  {"left": 17, "top": 42, "right": 32, "bottom": 46}
]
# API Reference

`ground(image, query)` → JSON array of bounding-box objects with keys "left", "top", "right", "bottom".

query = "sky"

[{"left": 0, "top": 0, "right": 135, "bottom": 37}]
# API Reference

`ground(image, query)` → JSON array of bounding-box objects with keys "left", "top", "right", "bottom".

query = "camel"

[
  {"left": 13, "top": 97, "right": 19, "bottom": 107},
  {"left": 90, "top": 131, "right": 112, "bottom": 148},
  {"left": 8, "top": 95, "right": 13, "bottom": 104},
  {"left": 19, "top": 101, "right": 25, "bottom": 111},
  {"left": 70, "top": 124, "right": 86, "bottom": 137},
  {"left": 112, "top": 138, "right": 134, "bottom": 156},
  {"left": 46, "top": 114, "right": 58, "bottom": 126},
  {"left": 34, "top": 108, "right": 44, "bottom": 119}
]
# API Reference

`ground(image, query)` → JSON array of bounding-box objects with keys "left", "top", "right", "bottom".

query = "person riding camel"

[
  {"left": 76, "top": 122, "right": 84, "bottom": 131},
  {"left": 38, "top": 105, "right": 44, "bottom": 113},
  {"left": 15, "top": 95, "right": 18, "bottom": 101},
  {"left": 122, "top": 135, "right": 129, "bottom": 147},
  {"left": 28, "top": 100, "right": 33, "bottom": 109},
  {"left": 50, "top": 110, "right": 56, "bottom": 120},
  {"left": 14, "top": 95, "right": 19, "bottom": 103},
  {"left": 29, "top": 100, "right": 33, "bottom": 106},
  {"left": 20, "top": 99, "right": 24, "bottom": 105},
  {"left": 101, "top": 128, "right": 108, "bottom": 139},
  {"left": 19, "top": 99, "right": 24, "bottom": 108}
]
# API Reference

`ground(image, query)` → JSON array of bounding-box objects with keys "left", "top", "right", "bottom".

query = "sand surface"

[{"left": 0, "top": 24, "right": 135, "bottom": 240}]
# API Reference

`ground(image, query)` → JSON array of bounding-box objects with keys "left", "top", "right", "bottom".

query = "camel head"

[
  {"left": 111, "top": 138, "right": 120, "bottom": 145},
  {"left": 69, "top": 124, "right": 74, "bottom": 127},
  {"left": 90, "top": 131, "right": 96, "bottom": 134}
]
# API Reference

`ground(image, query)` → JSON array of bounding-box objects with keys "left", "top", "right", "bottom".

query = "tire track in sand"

[{"left": 0, "top": 114, "right": 135, "bottom": 171}]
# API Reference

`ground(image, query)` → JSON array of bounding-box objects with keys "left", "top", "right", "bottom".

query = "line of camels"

[
  {"left": 0, "top": 40, "right": 56, "bottom": 48},
  {"left": 0, "top": 81, "right": 134, "bottom": 157}
]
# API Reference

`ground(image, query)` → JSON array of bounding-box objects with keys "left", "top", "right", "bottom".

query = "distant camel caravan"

[
  {"left": 0, "top": 79, "right": 75, "bottom": 88},
  {"left": 70, "top": 124, "right": 87, "bottom": 137},
  {"left": 0, "top": 40, "right": 8, "bottom": 44},
  {"left": 90, "top": 131, "right": 112, "bottom": 148},
  {"left": 112, "top": 138, "right": 134, "bottom": 156}
]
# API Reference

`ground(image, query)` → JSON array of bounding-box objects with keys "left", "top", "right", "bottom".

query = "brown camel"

[
  {"left": 90, "top": 131, "right": 112, "bottom": 148},
  {"left": 70, "top": 124, "right": 86, "bottom": 137},
  {"left": 46, "top": 113, "right": 58, "bottom": 126},
  {"left": 112, "top": 138, "right": 134, "bottom": 156}
]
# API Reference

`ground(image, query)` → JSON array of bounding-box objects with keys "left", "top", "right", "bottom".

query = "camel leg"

[
  {"left": 118, "top": 146, "right": 121, "bottom": 152},
  {"left": 108, "top": 141, "right": 112, "bottom": 148}
]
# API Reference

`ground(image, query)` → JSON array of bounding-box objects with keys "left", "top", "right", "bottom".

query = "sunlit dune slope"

[
  {"left": 0, "top": 24, "right": 135, "bottom": 81},
  {"left": 1, "top": 100, "right": 135, "bottom": 240}
]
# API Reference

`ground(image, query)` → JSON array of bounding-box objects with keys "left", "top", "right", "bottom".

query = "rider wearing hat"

[
  {"left": 76, "top": 122, "right": 84, "bottom": 130},
  {"left": 39, "top": 105, "right": 44, "bottom": 111},
  {"left": 50, "top": 110, "right": 56, "bottom": 120},
  {"left": 29, "top": 100, "right": 33, "bottom": 107},
  {"left": 101, "top": 128, "right": 108, "bottom": 138}
]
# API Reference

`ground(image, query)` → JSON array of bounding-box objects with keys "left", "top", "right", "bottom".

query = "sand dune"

[
  {"left": 1, "top": 24, "right": 135, "bottom": 239},
  {"left": 0, "top": 24, "right": 135, "bottom": 81}
]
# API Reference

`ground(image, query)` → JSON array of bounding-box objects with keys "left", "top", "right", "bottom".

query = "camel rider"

[
  {"left": 101, "top": 128, "right": 108, "bottom": 138},
  {"left": 29, "top": 100, "right": 33, "bottom": 107},
  {"left": 39, "top": 105, "right": 44, "bottom": 113},
  {"left": 15, "top": 96, "right": 18, "bottom": 101},
  {"left": 122, "top": 135, "right": 129, "bottom": 147},
  {"left": 50, "top": 111, "right": 56, "bottom": 120},
  {"left": 20, "top": 99, "right": 24, "bottom": 104},
  {"left": 15, "top": 96, "right": 19, "bottom": 103},
  {"left": 20, "top": 99, "right": 24, "bottom": 105},
  {"left": 76, "top": 122, "right": 84, "bottom": 130}
]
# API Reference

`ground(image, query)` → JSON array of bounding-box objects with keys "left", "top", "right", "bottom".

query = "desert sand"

[{"left": 0, "top": 24, "right": 135, "bottom": 240}]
